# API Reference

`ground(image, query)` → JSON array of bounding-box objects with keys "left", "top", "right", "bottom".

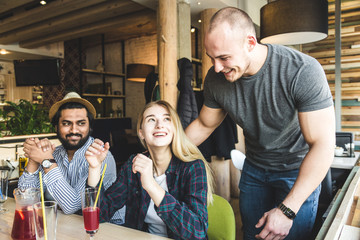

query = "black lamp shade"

[
  {"left": 260, "top": 0, "right": 328, "bottom": 45},
  {"left": 127, "top": 64, "right": 155, "bottom": 82}
]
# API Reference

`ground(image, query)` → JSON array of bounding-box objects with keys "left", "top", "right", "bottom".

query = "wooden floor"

[{"left": 230, "top": 198, "right": 243, "bottom": 240}]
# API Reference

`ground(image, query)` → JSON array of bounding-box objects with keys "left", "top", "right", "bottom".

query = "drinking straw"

[
  {"left": 93, "top": 163, "right": 107, "bottom": 210},
  {"left": 39, "top": 171, "right": 48, "bottom": 240},
  {"left": 0, "top": 171, "right": 5, "bottom": 200}
]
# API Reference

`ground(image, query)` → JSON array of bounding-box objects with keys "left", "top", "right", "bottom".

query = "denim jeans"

[{"left": 239, "top": 161, "right": 320, "bottom": 240}]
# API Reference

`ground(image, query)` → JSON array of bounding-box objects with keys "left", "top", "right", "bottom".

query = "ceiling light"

[
  {"left": 40, "top": 1, "right": 47, "bottom": 5},
  {"left": 191, "top": 28, "right": 195, "bottom": 33},
  {"left": 197, "top": 2, "right": 201, "bottom": 5},
  {"left": 260, "top": 0, "right": 328, "bottom": 45},
  {"left": 0, "top": 49, "right": 9, "bottom": 55},
  {"left": 198, "top": 19, "right": 202, "bottom": 23}
]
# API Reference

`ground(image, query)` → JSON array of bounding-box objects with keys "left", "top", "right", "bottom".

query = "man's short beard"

[{"left": 58, "top": 130, "right": 90, "bottom": 150}]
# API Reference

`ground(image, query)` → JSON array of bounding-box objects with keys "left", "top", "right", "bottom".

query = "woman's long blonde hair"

[{"left": 137, "top": 100, "right": 214, "bottom": 204}]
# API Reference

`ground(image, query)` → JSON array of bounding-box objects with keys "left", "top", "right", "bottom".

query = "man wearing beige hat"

[{"left": 18, "top": 92, "right": 124, "bottom": 223}]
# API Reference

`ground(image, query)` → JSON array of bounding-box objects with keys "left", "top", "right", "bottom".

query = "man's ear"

[{"left": 246, "top": 34, "right": 257, "bottom": 52}]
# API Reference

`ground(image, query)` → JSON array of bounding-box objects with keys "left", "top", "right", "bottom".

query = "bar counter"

[{"left": 0, "top": 198, "right": 170, "bottom": 240}]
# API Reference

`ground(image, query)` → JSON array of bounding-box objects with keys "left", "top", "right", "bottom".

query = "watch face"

[{"left": 42, "top": 159, "right": 51, "bottom": 168}]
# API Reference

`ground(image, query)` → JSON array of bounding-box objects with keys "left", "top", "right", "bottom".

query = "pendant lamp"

[
  {"left": 126, "top": 64, "right": 155, "bottom": 82},
  {"left": 260, "top": 0, "right": 328, "bottom": 45}
]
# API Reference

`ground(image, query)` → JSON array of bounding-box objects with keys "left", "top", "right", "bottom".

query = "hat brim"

[{"left": 49, "top": 97, "right": 96, "bottom": 121}]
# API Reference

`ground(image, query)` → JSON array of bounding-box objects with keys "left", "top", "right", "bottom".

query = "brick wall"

[{"left": 125, "top": 34, "right": 157, "bottom": 129}]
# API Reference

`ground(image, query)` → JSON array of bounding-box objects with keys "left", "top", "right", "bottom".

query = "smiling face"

[
  {"left": 138, "top": 105, "right": 174, "bottom": 150},
  {"left": 57, "top": 108, "right": 90, "bottom": 150},
  {"left": 205, "top": 21, "right": 252, "bottom": 82}
]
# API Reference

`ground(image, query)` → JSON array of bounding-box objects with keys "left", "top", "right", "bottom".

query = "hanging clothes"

[
  {"left": 144, "top": 71, "right": 160, "bottom": 104},
  {"left": 176, "top": 58, "right": 198, "bottom": 129}
]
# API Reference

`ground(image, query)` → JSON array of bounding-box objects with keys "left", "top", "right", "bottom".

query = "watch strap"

[
  {"left": 41, "top": 159, "right": 56, "bottom": 168},
  {"left": 278, "top": 203, "right": 296, "bottom": 220}
]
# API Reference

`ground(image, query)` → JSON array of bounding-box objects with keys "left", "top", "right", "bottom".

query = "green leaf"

[{"left": 1, "top": 100, "right": 55, "bottom": 136}]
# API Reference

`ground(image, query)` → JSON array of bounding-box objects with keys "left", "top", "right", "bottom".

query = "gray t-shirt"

[{"left": 204, "top": 44, "right": 333, "bottom": 171}]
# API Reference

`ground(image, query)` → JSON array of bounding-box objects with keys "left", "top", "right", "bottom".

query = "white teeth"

[{"left": 154, "top": 132, "right": 166, "bottom": 136}]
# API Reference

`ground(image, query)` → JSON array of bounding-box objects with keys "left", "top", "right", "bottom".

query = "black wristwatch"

[
  {"left": 278, "top": 203, "right": 296, "bottom": 220},
  {"left": 41, "top": 159, "right": 56, "bottom": 169}
]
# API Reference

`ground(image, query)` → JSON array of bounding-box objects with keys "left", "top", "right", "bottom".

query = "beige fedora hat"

[{"left": 49, "top": 92, "right": 96, "bottom": 121}]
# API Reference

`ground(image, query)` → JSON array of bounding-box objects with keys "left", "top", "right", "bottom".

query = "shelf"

[
  {"left": 82, "top": 93, "right": 125, "bottom": 98},
  {"left": 80, "top": 36, "right": 126, "bottom": 118},
  {"left": 82, "top": 68, "right": 125, "bottom": 77}
]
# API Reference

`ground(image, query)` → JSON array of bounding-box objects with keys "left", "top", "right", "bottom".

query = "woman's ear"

[{"left": 138, "top": 129, "right": 145, "bottom": 140}]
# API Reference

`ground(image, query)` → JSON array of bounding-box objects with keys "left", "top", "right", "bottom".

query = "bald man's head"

[{"left": 208, "top": 7, "right": 256, "bottom": 37}]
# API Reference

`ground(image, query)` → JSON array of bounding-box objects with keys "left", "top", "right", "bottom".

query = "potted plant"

[{"left": 0, "top": 99, "right": 54, "bottom": 137}]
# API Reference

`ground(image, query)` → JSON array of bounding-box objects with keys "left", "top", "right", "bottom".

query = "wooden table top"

[{"left": 0, "top": 198, "right": 170, "bottom": 240}]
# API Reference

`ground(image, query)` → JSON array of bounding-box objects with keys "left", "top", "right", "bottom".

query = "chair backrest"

[
  {"left": 230, "top": 149, "right": 245, "bottom": 170},
  {"left": 207, "top": 194, "right": 236, "bottom": 240}
]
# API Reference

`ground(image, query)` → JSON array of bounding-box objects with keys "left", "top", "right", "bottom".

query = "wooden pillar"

[
  {"left": 158, "top": 0, "right": 178, "bottom": 109},
  {"left": 177, "top": 0, "right": 191, "bottom": 60},
  {"left": 200, "top": 8, "right": 218, "bottom": 83}
]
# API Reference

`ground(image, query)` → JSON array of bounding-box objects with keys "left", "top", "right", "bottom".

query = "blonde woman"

[{"left": 86, "top": 100, "right": 214, "bottom": 240}]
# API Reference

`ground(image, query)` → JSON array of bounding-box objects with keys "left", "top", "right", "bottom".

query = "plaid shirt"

[{"left": 99, "top": 153, "right": 208, "bottom": 240}]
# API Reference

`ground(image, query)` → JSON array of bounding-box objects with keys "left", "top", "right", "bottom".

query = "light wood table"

[{"left": 0, "top": 198, "right": 170, "bottom": 240}]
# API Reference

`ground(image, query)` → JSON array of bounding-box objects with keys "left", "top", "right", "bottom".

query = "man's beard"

[{"left": 58, "top": 130, "right": 90, "bottom": 150}]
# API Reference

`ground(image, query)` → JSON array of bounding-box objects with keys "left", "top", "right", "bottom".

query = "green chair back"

[{"left": 207, "top": 194, "right": 236, "bottom": 240}]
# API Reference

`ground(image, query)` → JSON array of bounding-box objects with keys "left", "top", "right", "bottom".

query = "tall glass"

[
  {"left": 0, "top": 169, "right": 9, "bottom": 213},
  {"left": 81, "top": 187, "right": 100, "bottom": 239},
  {"left": 33, "top": 201, "right": 58, "bottom": 240}
]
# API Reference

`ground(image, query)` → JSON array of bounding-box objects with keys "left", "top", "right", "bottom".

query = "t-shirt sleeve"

[
  {"left": 293, "top": 58, "right": 333, "bottom": 112},
  {"left": 203, "top": 67, "right": 223, "bottom": 109}
]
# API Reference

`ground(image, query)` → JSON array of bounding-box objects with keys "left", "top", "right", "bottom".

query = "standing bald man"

[{"left": 185, "top": 7, "right": 335, "bottom": 240}]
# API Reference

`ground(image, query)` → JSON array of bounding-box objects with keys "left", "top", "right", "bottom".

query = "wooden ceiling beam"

[
  {"left": 0, "top": 0, "right": 33, "bottom": 14},
  {"left": 19, "top": 10, "right": 157, "bottom": 48},
  {"left": 0, "top": 0, "right": 109, "bottom": 34},
  {"left": 0, "top": 1, "right": 144, "bottom": 44}
]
